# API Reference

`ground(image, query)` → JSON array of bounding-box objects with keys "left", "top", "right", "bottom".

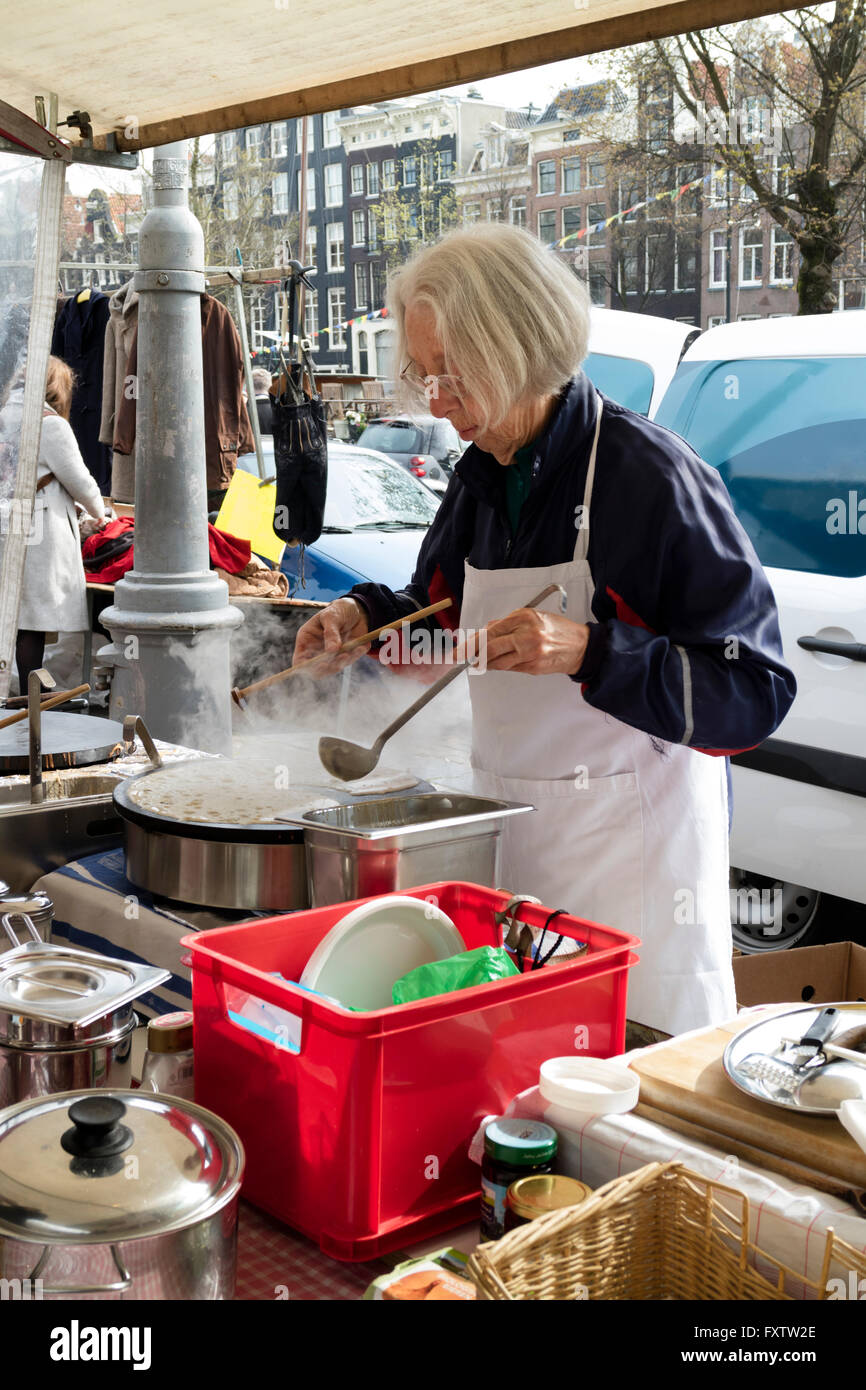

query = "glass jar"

[
  {"left": 480, "top": 1118, "right": 557, "bottom": 1241},
  {"left": 140, "top": 1011, "right": 195, "bottom": 1099},
  {"left": 505, "top": 1174, "right": 593, "bottom": 1231}
]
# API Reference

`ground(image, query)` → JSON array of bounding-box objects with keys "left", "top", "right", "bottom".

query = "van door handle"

[{"left": 797, "top": 636, "right": 866, "bottom": 661}]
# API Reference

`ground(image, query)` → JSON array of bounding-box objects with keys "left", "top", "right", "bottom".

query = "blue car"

[{"left": 237, "top": 441, "right": 440, "bottom": 602}]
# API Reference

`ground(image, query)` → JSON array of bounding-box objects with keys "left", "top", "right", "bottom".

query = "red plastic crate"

[{"left": 182, "top": 881, "right": 639, "bottom": 1260}]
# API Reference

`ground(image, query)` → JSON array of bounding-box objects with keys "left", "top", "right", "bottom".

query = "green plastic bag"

[{"left": 391, "top": 945, "right": 520, "bottom": 1005}]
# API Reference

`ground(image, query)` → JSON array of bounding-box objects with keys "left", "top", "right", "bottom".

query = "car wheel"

[{"left": 729, "top": 868, "right": 821, "bottom": 953}]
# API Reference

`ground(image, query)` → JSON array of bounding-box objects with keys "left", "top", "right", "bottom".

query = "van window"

[
  {"left": 583, "top": 352, "right": 655, "bottom": 415},
  {"left": 655, "top": 357, "right": 866, "bottom": 577}
]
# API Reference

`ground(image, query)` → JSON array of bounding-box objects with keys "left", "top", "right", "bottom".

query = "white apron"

[{"left": 461, "top": 394, "right": 736, "bottom": 1035}]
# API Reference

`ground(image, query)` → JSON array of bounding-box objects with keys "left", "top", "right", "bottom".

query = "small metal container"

[
  {"left": 0, "top": 916, "right": 169, "bottom": 1106},
  {"left": 291, "top": 793, "right": 534, "bottom": 907},
  {"left": 0, "top": 888, "right": 54, "bottom": 951},
  {"left": 0, "top": 1090, "right": 244, "bottom": 1299}
]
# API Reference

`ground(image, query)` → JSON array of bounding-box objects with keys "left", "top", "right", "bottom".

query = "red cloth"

[
  {"left": 84, "top": 518, "right": 251, "bottom": 584},
  {"left": 207, "top": 523, "right": 251, "bottom": 574}
]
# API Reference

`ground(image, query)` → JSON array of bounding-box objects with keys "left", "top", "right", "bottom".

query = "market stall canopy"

[{"left": 3, "top": 0, "right": 786, "bottom": 149}]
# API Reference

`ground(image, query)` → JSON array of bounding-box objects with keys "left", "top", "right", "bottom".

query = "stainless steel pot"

[
  {"left": 0, "top": 889, "right": 53, "bottom": 952},
  {"left": 0, "top": 1090, "right": 244, "bottom": 1300},
  {"left": 0, "top": 917, "right": 168, "bottom": 1105}
]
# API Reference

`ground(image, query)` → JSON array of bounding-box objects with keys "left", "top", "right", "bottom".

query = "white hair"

[{"left": 387, "top": 223, "right": 591, "bottom": 431}]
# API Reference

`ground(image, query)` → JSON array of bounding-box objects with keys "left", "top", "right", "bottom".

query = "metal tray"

[
  {"left": 723, "top": 1002, "right": 866, "bottom": 1115},
  {"left": 280, "top": 793, "right": 534, "bottom": 840},
  {"left": 0, "top": 941, "right": 169, "bottom": 1028}
]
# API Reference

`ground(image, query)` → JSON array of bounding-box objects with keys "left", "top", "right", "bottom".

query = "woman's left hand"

[{"left": 481, "top": 609, "right": 590, "bottom": 676}]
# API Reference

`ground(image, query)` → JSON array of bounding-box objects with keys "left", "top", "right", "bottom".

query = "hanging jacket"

[
  {"left": 99, "top": 279, "right": 139, "bottom": 503},
  {"left": 113, "top": 294, "right": 255, "bottom": 491},
  {"left": 51, "top": 291, "right": 112, "bottom": 491},
  {"left": 349, "top": 371, "right": 797, "bottom": 757}
]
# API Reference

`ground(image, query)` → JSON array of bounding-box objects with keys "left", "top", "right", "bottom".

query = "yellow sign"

[{"left": 214, "top": 468, "right": 286, "bottom": 566}]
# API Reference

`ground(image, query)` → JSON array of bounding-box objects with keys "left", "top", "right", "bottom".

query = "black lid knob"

[{"left": 61, "top": 1096, "right": 133, "bottom": 1160}]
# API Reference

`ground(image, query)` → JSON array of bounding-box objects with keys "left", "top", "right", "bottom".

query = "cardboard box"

[{"left": 733, "top": 940, "right": 866, "bottom": 1008}]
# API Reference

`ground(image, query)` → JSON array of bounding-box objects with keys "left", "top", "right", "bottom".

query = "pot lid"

[
  {"left": 0, "top": 942, "right": 169, "bottom": 1028},
  {"left": 0, "top": 1090, "right": 244, "bottom": 1243}
]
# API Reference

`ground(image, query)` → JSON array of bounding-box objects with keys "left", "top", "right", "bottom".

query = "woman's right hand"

[{"left": 292, "top": 597, "right": 371, "bottom": 676}]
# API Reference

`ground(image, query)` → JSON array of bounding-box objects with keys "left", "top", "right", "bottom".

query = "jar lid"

[
  {"left": 507, "top": 1174, "right": 593, "bottom": 1221},
  {"left": 1, "top": 892, "right": 53, "bottom": 924},
  {"left": 539, "top": 1057, "right": 640, "bottom": 1115},
  {"left": 0, "top": 1089, "right": 244, "bottom": 1244},
  {"left": 147, "top": 1010, "right": 193, "bottom": 1052},
  {"left": 483, "top": 1118, "right": 558, "bottom": 1165}
]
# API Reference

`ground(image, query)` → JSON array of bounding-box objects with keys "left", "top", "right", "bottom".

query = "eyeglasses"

[{"left": 400, "top": 360, "right": 465, "bottom": 403}]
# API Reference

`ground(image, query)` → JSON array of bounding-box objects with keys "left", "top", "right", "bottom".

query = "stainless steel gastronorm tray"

[
  {"left": 723, "top": 1002, "right": 866, "bottom": 1115},
  {"left": 281, "top": 793, "right": 534, "bottom": 839},
  {"left": 0, "top": 942, "right": 169, "bottom": 1028}
]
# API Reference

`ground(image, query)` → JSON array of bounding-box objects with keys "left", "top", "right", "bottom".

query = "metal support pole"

[
  {"left": 229, "top": 269, "right": 266, "bottom": 479},
  {"left": 99, "top": 141, "right": 242, "bottom": 755}
]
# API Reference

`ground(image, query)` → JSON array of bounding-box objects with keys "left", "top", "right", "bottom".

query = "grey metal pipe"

[{"left": 98, "top": 142, "right": 242, "bottom": 756}]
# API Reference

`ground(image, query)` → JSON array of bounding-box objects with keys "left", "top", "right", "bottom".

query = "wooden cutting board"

[{"left": 630, "top": 1013, "right": 866, "bottom": 1190}]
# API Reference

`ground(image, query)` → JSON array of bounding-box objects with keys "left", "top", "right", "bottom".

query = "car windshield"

[
  {"left": 655, "top": 356, "right": 866, "bottom": 578},
  {"left": 583, "top": 352, "right": 655, "bottom": 415},
  {"left": 238, "top": 444, "right": 439, "bottom": 528},
  {"left": 359, "top": 421, "right": 428, "bottom": 454}
]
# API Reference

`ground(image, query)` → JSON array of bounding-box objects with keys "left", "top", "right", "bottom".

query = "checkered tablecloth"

[{"left": 235, "top": 1202, "right": 391, "bottom": 1301}]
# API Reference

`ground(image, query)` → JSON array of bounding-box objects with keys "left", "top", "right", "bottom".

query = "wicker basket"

[{"left": 468, "top": 1161, "right": 857, "bottom": 1301}]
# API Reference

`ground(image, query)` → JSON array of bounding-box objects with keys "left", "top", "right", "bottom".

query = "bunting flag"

[{"left": 554, "top": 171, "right": 713, "bottom": 249}]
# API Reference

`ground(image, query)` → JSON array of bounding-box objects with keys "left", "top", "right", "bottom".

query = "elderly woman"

[{"left": 293, "top": 224, "right": 796, "bottom": 1036}]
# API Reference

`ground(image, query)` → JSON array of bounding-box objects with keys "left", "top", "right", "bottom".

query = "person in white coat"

[
  {"left": 291, "top": 225, "right": 797, "bottom": 1038},
  {"left": 15, "top": 356, "right": 105, "bottom": 690}
]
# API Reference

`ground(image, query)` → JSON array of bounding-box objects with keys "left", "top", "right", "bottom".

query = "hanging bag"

[{"left": 271, "top": 392, "right": 328, "bottom": 546}]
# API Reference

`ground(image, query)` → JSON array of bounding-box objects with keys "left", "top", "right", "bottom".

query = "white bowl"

[{"left": 300, "top": 894, "right": 465, "bottom": 1011}]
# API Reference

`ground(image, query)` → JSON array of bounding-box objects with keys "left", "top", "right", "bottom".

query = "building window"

[
  {"left": 675, "top": 234, "right": 696, "bottom": 291},
  {"left": 587, "top": 155, "right": 605, "bottom": 187},
  {"left": 371, "top": 260, "right": 386, "bottom": 306},
  {"left": 305, "top": 226, "right": 317, "bottom": 268},
  {"left": 350, "top": 164, "right": 364, "bottom": 196},
  {"left": 510, "top": 196, "right": 526, "bottom": 229},
  {"left": 328, "top": 288, "right": 346, "bottom": 350},
  {"left": 463, "top": 202, "right": 481, "bottom": 225},
  {"left": 618, "top": 179, "right": 639, "bottom": 222},
  {"left": 707, "top": 314, "right": 727, "bottom": 328},
  {"left": 421, "top": 154, "right": 435, "bottom": 185},
  {"left": 587, "top": 203, "right": 606, "bottom": 246},
  {"left": 382, "top": 158, "right": 396, "bottom": 189},
  {"left": 297, "top": 166, "right": 316, "bottom": 212},
  {"left": 771, "top": 226, "right": 794, "bottom": 283},
  {"left": 588, "top": 267, "right": 607, "bottom": 305},
  {"left": 323, "top": 110, "right": 341, "bottom": 148},
  {"left": 223, "top": 181, "right": 238, "bottom": 220},
  {"left": 646, "top": 167, "right": 669, "bottom": 219},
  {"left": 271, "top": 122, "right": 288, "bottom": 159},
  {"left": 354, "top": 262, "right": 368, "bottom": 308},
  {"left": 304, "top": 288, "right": 318, "bottom": 339},
  {"left": 676, "top": 165, "right": 700, "bottom": 216},
  {"left": 537, "top": 159, "right": 555, "bottom": 194},
  {"left": 383, "top": 205, "right": 398, "bottom": 240},
  {"left": 245, "top": 126, "right": 263, "bottom": 158},
  {"left": 617, "top": 239, "right": 639, "bottom": 295},
  {"left": 324, "top": 163, "right": 343, "bottom": 207},
  {"left": 403, "top": 156, "right": 417, "bottom": 187},
  {"left": 710, "top": 163, "right": 728, "bottom": 206},
  {"left": 326, "top": 222, "right": 345, "bottom": 271},
  {"left": 538, "top": 209, "right": 557, "bottom": 244},
  {"left": 438, "top": 149, "right": 453, "bottom": 180},
  {"left": 709, "top": 228, "right": 727, "bottom": 288},
  {"left": 562, "top": 157, "right": 580, "bottom": 194},
  {"left": 562, "top": 205, "right": 581, "bottom": 242},
  {"left": 352, "top": 209, "right": 366, "bottom": 245},
  {"left": 366, "top": 162, "right": 379, "bottom": 196},
  {"left": 368, "top": 209, "right": 378, "bottom": 251},
  {"left": 740, "top": 224, "right": 763, "bottom": 285},
  {"left": 738, "top": 313, "right": 762, "bottom": 321},
  {"left": 771, "top": 154, "right": 793, "bottom": 196},
  {"left": 645, "top": 232, "right": 666, "bottom": 291},
  {"left": 250, "top": 299, "right": 267, "bottom": 350},
  {"left": 295, "top": 116, "right": 314, "bottom": 152},
  {"left": 272, "top": 172, "right": 289, "bottom": 216},
  {"left": 220, "top": 131, "right": 237, "bottom": 163}
]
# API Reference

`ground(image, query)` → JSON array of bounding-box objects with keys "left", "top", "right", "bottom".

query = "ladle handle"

[{"left": 373, "top": 583, "right": 567, "bottom": 750}]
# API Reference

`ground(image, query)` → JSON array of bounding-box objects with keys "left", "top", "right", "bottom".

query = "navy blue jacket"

[{"left": 351, "top": 372, "right": 796, "bottom": 755}]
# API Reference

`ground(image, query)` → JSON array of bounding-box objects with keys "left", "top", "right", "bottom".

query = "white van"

[
  {"left": 584, "top": 308, "right": 699, "bottom": 417},
  {"left": 655, "top": 312, "right": 866, "bottom": 950}
]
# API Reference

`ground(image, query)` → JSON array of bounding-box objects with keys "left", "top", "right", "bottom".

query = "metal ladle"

[{"left": 318, "top": 583, "right": 567, "bottom": 781}]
